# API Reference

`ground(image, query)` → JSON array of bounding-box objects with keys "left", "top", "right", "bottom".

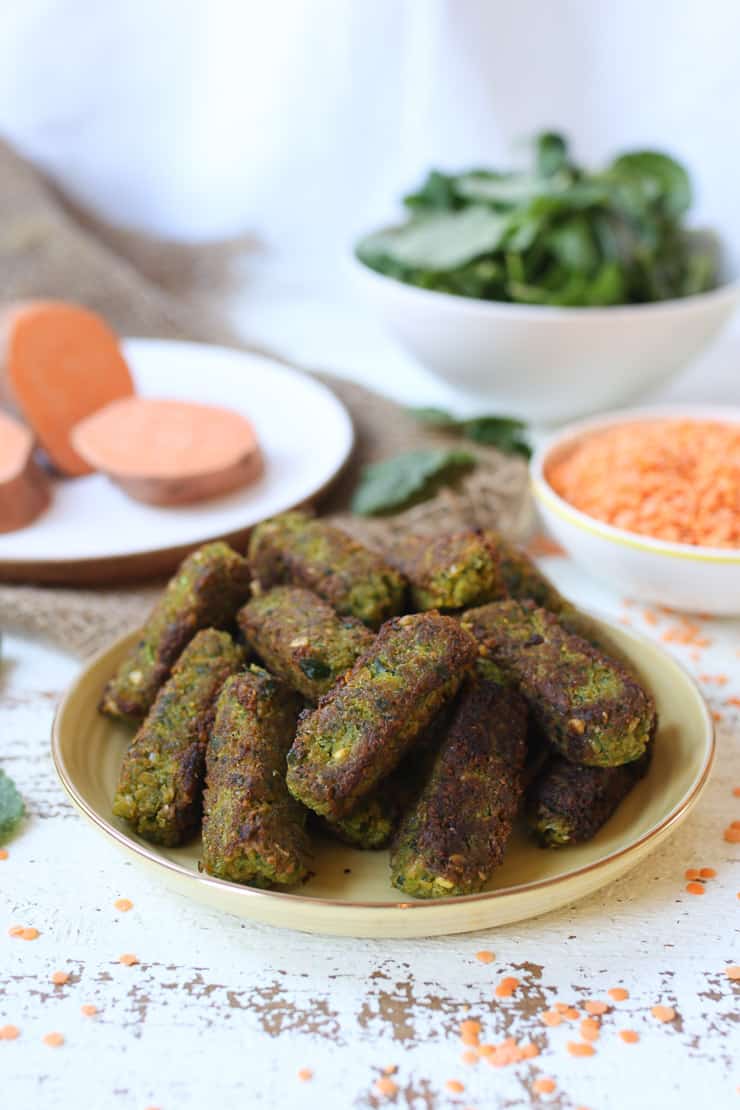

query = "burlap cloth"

[{"left": 0, "top": 140, "right": 532, "bottom": 657}]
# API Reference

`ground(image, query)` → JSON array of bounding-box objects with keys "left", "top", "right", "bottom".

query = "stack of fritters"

[
  {"left": 461, "top": 600, "right": 655, "bottom": 848},
  {"left": 103, "top": 514, "right": 656, "bottom": 897}
]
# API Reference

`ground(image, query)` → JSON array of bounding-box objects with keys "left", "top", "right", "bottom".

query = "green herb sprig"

[
  {"left": 408, "top": 408, "right": 531, "bottom": 459},
  {"left": 351, "top": 449, "right": 475, "bottom": 516}
]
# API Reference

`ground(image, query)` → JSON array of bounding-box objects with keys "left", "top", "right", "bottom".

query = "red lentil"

[{"left": 547, "top": 420, "right": 740, "bottom": 547}]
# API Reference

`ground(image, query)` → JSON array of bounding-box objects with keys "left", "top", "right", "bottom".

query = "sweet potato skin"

[
  {"left": 0, "top": 411, "right": 50, "bottom": 532},
  {"left": 107, "top": 450, "right": 263, "bottom": 506}
]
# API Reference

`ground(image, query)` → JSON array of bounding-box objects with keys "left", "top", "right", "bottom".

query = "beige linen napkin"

[{"left": 0, "top": 139, "right": 531, "bottom": 656}]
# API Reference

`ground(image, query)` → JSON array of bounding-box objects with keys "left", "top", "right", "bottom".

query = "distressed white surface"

[
  {"left": 4, "top": 269, "right": 740, "bottom": 1109},
  {"left": 3, "top": 561, "right": 740, "bottom": 1110}
]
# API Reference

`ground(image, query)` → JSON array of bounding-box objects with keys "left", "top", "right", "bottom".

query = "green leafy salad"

[{"left": 356, "top": 132, "right": 718, "bottom": 306}]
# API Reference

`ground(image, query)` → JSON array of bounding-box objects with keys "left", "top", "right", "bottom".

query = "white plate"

[
  {"left": 0, "top": 339, "right": 353, "bottom": 581},
  {"left": 52, "top": 615, "right": 714, "bottom": 938}
]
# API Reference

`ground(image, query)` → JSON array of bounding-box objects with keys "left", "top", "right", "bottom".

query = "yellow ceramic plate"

[{"left": 52, "top": 616, "right": 714, "bottom": 938}]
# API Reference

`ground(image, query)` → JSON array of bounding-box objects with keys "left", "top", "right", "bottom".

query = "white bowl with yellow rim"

[{"left": 531, "top": 405, "right": 740, "bottom": 615}]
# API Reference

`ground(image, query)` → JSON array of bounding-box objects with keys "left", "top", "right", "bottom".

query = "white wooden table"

[
  {"left": 4, "top": 278, "right": 740, "bottom": 1108},
  {"left": 3, "top": 557, "right": 740, "bottom": 1110}
]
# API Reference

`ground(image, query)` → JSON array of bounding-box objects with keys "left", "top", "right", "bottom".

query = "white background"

[
  {"left": 2, "top": 0, "right": 739, "bottom": 260},
  {"left": 4, "top": 0, "right": 740, "bottom": 411},
  {"left": 5, "top": 0, "right": 740, "bottom": 412}
]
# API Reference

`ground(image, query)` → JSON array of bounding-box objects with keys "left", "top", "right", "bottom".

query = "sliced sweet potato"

[
  {"left": 71, "top": 396, "right": 264, "bottom": 506},
  {"left": 0, "top": 410, "right": 51, "bottom": 532},
  {"left": 0, "top": 301, "right": 134, "bottom": 476}
]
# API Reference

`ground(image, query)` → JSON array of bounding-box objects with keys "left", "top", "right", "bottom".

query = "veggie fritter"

[
  {"left": 390, "top": 673, "right": 528, "bottom": 898},
  {"left": 527, "top": 742, "right": 653, "bottom": 847},
  {"left": 248, "top": 511, "right": 405, "bottom": 628},
  {"left": 202, "top": 667, "right": 311, "bottom": 888},
  {"left": 461, "top": 600, "right": 655, "bottom": 767},
  {"left": 492, "top": 533, "right": 587, "bottom": 635},
  {"left": 492, "top": 534, "right": 569, "bottom": 614},
  {"left": 286, "top": 612, "right": 477, "bottom": 819},
  {"left": 100, "top": 542, "right": 251, "bottom": 721},
  {"left": 321, "top": 711, "right": 450, "bottom": 849},
  {"left": 237, "top": 586, "right": 373, "bottom": 702},
  {"left": 390, "top": 529, "right": 506, "bottom": 611},
  {"left": 390, "top": 526, "right": 580, "bottom": 622},
  {"left": 113, "top": 629, "right": 244, "bottom": 846},
  {"left": 322, "top": 792, "right": 402, "bottom": 850}
]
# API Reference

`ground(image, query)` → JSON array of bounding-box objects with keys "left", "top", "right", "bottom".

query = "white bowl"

[
  {"left": 352, "top": 255, "right": 740, "bottom": 423},
  {"left": 531, "top": 406, "right": 740, "bottom": 615}
]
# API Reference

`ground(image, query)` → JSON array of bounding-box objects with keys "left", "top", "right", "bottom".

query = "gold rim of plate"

[{"left": 51, "top": 615, "right": 715, "bottom": 938}]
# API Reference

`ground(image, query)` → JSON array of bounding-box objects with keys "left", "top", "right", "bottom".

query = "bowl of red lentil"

[{"left": 532, "top": 406, "right": 740, "bottom": 614}]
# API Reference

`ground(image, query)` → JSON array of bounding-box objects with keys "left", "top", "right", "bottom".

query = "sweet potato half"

[
  {"left": 0, "top": 301, "right": 134, "bottom": 476},
  {"left": 71, "top": 396, "right": 263, "bottom": 506}
]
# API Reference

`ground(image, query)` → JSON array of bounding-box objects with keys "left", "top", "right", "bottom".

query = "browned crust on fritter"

[
  {"left": 286, "top": 612, "right": 478, "bottom": 819},
  {"left": 390, "top": 675, "right": 529, "bottom": 897},
  {"left": 100, "top": 542, "right": 251, "bottom": 720},
  {"left": 389, "top": 529, "right": 507, "bottom": 611},
  {"left": 112, "top": 629, "right": 245, "bottom": 846},
  {"left": 202, "top": 667, "right": 311, "bottom": 887},
  {"left": 247, "top": 511, "right": 405, "bottom": 628},
  {"left": 237, "top": 586, "right": 374, "bottom": 701},
  {"left": 462, "top": 600, "right": 655, "bottom": 766},
  {"left": 527, "top": 743, "right": 653, "bottom": 846}
]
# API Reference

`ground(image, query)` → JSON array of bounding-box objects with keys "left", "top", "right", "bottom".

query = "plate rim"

[
  {"left": 51, "top": 612, "right": 716, "bottom": 919},
  {"left": 0, "top": 337, "right": 355, "bottom": 577}
]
